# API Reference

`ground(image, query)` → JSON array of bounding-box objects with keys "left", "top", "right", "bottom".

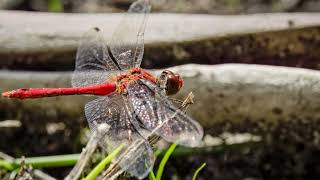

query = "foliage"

[
  {"left": 192, "top": 163, "right": 206, "bottom": 180},
  {"left": 48, "top": 0, "right": 63, "bottom": 12},
  {"left": 155, "top": 143, "right": 177, "bottom": 180},
  {"left": 0, "top": 143, "right": 207, "bottom": 179}
]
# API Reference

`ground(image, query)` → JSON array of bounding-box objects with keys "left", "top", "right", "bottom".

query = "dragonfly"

[{"left": 2, "top": 0, "right": 203, "bottom": 179}]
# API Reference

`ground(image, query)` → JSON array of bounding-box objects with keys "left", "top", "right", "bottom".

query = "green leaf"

[
  {"left": 156, "top": 143, "right": 177, "bottom": 180},
  {"left": 84, "top": 144, "right": 125, "bottom": 180},
  {"left": 192, "top": 163, "right": 206, "bottom": 180}
]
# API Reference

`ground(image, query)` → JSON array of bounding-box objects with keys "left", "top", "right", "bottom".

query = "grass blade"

[
  {"left": 156, "top": 143, "right": 177, "bottom": 180},
  {"left": 14, "top": 154, "right": 80, "bottom": 168},
  {"left": 84, "top": 144, "right": 125, "bottom": 180},
  {"left": 192, "top": 163, "right": 206, "bottom": 180},
  {"left": 149, "top": 170, "right": 156, "bottom": 180},
  {"left": 0, "top": 159, "right": 14, "bottom": 171}
]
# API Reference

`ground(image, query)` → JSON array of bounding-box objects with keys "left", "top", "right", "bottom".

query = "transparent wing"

[
  {"left": 123, "top": 140, "right": 154, "bottom": 179},
  {"left": 85, "top": 95, "right": 137, "bottom": 150},
  {"left": 85, "top": 95, "right": 119, "bottom": 132},
  {"left": 85, "top": 95, "right": 155, "bottom": 179},
  {"left": 65, "top": 123, "right": 110, "bottom": 180},
  {"left": 127, "top": 80, "right": 204, "bottom": 147},
  {"left": 109, "top": 0, "right": 151, "bottom": 70},
  {"left": 72, "top": 27, "right": 119, "bottom": 88},
  {"left": 105, "top": 139, "right": 154, "bottom": 179}
]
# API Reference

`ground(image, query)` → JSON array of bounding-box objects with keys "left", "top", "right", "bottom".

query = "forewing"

[
  {"left": 85, "top": 95, "right": 155, "bottom": 179},
  {"left": 127, "top": 80, "right": 204, "bottom": 147},
  {"left": 109, "top": 0, "right": 151, "bottom": 70},
  {"left": 72, "top": 28, "right": 118, "bottom": 87}
]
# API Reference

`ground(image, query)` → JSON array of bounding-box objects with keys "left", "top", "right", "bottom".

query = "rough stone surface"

[
  {"left": 1, "top": 64, "right": 320, "bottom": 179},
  {"left": 0, "top": 11, "right": 319, "bottom": 70},
  {"left": 1, "top": 64, "right": 320, "bottom": 134}
]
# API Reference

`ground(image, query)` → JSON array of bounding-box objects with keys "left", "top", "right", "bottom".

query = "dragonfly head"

[{"left": 157, "top": 70, "right": 183, "bottom": 95}]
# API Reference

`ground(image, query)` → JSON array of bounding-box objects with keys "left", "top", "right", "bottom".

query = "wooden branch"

[
  {"left": 0, "top": 11, "right": 319, "bottom": 70},
  {"left": 1, "top": 64, "right": 320, "bottom": 135}
]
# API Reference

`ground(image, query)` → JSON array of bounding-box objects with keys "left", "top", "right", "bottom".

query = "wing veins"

[
  {"left": 87, "top": 46, "right": 106, "bottom": 66},
  {"left": 132, "top": 11, "right": 148, "bottom": 66},
  {"left": 107, "top": 45, "right": 122, "bottom": 70}
]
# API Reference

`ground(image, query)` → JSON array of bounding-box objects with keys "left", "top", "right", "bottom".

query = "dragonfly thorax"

[
  {"left": 113, "top": 67, "right": 158, "bottom": 95},
  {"left": 112, "top": 68, "right": 183, "bottom": 96}
]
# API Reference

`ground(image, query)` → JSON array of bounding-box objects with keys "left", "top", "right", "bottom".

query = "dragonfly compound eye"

[{"left": 158, "top": 70, "right": 181, "bottom": 96}]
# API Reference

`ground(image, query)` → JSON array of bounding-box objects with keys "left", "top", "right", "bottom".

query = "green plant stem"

[
  {"left": 192, "top": 163, "right": 206, "bottom": 180},
  {"left": 156, "top": 143, "right": 177, "bottom": 180},
  {"left": 13, "top": 154, "right": 80, "bottom": 168},
  {"left": 84, "top": 144, "right": 125, "bottom": 180},
  {"left": 0, "top": 159, "right": 14, "bottom": 171},
  {"left": 149, "top": 170, "right": 157, "bottom": 180},
  {"left": 0, "top": 141, "right": 260, "bottom": 172}
]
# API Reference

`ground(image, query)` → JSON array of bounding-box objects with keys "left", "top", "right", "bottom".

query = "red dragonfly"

[{"left": 2, "top": 0, "right": 203, "bottom": 178}]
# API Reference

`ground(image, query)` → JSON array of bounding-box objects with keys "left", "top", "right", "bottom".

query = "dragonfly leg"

[
  {"left": 168, "top": 92, "right": 195, "bottom": 112},
  {"left": 167, "top": 97, "right": 184, "bottom": 104}
]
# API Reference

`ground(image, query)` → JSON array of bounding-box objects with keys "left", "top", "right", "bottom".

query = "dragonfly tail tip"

[{"left": 2, "top": 91, "right": 11, "bottom": 98}]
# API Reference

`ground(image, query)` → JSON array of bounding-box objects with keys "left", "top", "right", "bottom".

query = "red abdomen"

[{"left": 2, "top": 82, "right": 117, "bottom": 99}]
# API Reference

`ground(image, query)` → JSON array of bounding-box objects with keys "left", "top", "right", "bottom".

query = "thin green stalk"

[
  {"left": 149, "top": 170, "right": 156, "bottom": 180},
  {"left": 192, "top": 163, "right": 206, "bottom": 180},
  {"left": 156, "top": 143, "right": 177, "bottom": 180},
  {"left": 14, "top": 154, "right": 80, "bottom": 168},
  {"left": 0, "top": 159, "right": 14, "bottom": 171},
  {"left": 84, "top": 144, "right": 125, "bottom": 180}
]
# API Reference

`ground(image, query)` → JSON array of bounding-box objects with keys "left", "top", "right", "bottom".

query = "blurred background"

[
  {"left": 1, "top": 0, "right": 320, "bottom": 13},
  {"left": 0, "top": 0, "right": 320, "bottom": 179}
]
